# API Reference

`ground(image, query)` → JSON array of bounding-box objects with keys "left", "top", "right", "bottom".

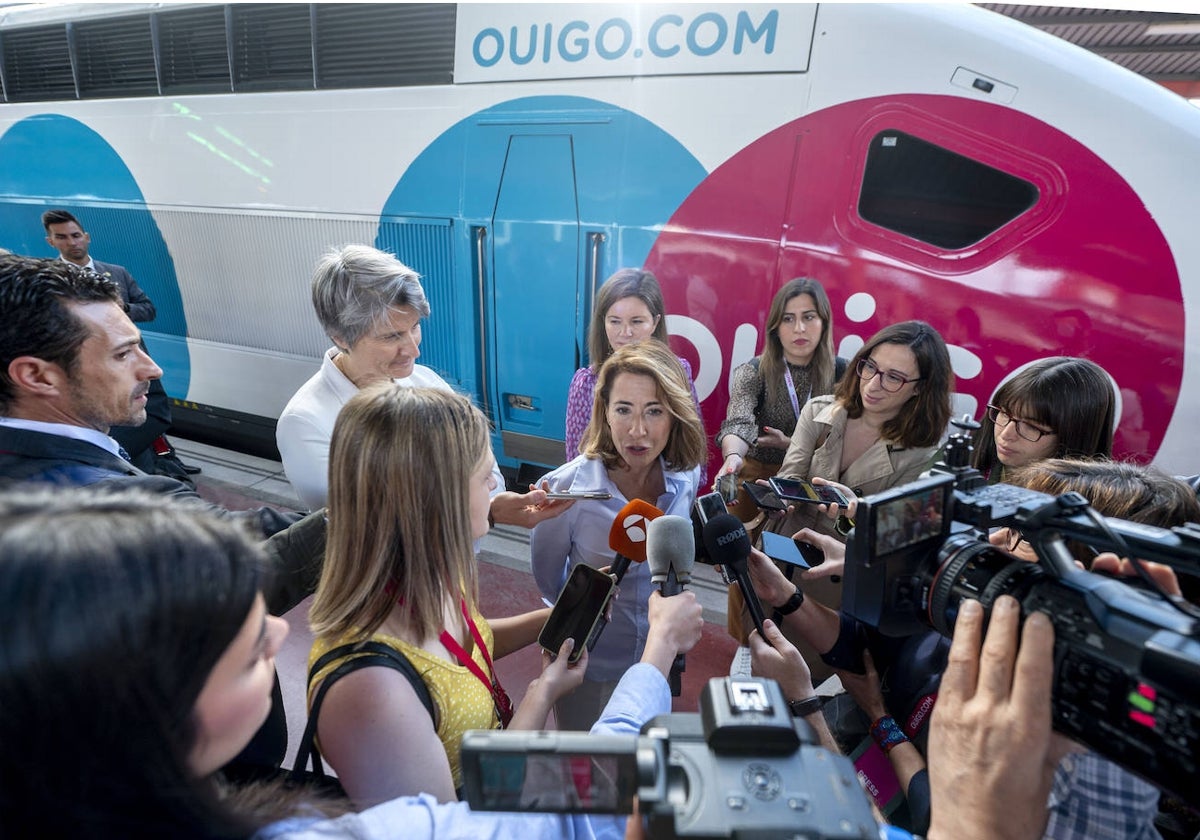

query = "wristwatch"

[
  {"left": 788, "top": 695, "right": 823, "bottom": 718},
  {"left": 773, "top": 586, "right": 805, "bottom": 616}
]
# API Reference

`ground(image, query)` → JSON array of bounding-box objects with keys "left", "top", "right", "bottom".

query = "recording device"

[
  {"left": 760, "top": 531, "right": 825, "bottom": 569},
  {"left": 646, "top": 516, "right": 696, "bottom": 695},
  {"left": 769, "top": 476, "right": 850, "bottom": 507},
  {"left": 608, "top": 499, "right": 663, "bottom": 584},
  {"left": 546, "top": 490, "right": 613, "bottom": 500},
  {"left": 460, "top": 676, "right": 878, "bottom": 838},
  {"left": 538, "top": 564, "right": 616, "bottom": 664},
  {"left": 715, "top": 471, "right": 738, "bottom": 504},
  {"left": 742, "top": 480, "right": 788, "bottom": 512},
  {"left": 701, "top": 513, "right": 769, "bottom": 641},
  {"left": 842, "top": 417, "right": 1200, "bottom": 802}
]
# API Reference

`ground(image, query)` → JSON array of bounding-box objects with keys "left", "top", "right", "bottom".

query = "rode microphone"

[
  {"left": 702, "top": 513, "right": 768, "bottom": 641},
  {"left": 646, "top": 515, "right": 695, "bottom": 696},
  {"left": 607, "top": 499, "right": 663, "bottom": 585}
]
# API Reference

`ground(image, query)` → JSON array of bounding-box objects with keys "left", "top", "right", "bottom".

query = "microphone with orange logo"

[{"left": 607, "top": 498, "right": 664, "bottom": 585}]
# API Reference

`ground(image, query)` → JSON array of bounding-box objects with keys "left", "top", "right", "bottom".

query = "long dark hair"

[
  {"left": 586, "top": 268, "right": 670, "bottom": 371},
  {"left": 0, "top": 488, "right": 264, "bottom": 838},
  {"left": 759, "top": 278, "right": 836, "bottom": 405}
]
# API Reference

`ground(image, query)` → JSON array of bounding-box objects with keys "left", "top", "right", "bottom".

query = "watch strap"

[{"left": 788, "top": 695, "right": 823, "bottom": 718}]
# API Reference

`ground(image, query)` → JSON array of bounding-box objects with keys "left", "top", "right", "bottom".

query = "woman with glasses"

[
  {"left": 972, "top": 356, "right": 1115, "bottom": 482},
  {"left": 753, "top": 321, "right": 952, "bottom": 683}
]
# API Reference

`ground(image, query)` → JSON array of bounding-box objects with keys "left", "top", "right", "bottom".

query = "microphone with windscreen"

[
  {"left": 702, "top": 513, "right": 768, "bottom": 642},
  {"left": 607, "top": 499, "right": 663, "bottom": 585},
  {"left": 646, "top": 515, "right": 695, "bottom": 696}
]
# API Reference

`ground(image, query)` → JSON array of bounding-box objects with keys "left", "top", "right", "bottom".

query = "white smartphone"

[{"left": 545, "top": 490, "right": 613, "bottom": 500}]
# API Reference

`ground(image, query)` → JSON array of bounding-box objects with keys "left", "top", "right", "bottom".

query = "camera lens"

[{"left": 926, "top": 533, "right": 1046, "bottom": 635}]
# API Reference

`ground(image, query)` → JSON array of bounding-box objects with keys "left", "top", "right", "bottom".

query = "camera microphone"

[
  {"left": 646, "top": 515, "right": 695, "bottom": 696},
  {"left": 702, "top": 513, "right": 768, "bottom": 641},
  {"left": 607, "top": 499, "right": 663, "bottom": 584}
]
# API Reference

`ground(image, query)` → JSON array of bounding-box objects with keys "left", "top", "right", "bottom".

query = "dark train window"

[
  {"left": 75, "top": 16, "right": 159, "bottom": 99},
  {"left": 858, "top": 130, "right": 1038, "bottom": 250},
  {"left": 1, "top": 25, "right": 75, "bottom": 102}
]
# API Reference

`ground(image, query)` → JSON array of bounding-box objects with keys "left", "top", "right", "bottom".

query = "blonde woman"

[{"left": 307, "top": 385, "right": 583, "bottom": 808}]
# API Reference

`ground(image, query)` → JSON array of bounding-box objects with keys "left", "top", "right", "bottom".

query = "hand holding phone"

[
  {"left": 538, "top": 565, "right": 616, "bottom": 664},
  {"left": 760, "top": 531, "right": 825, "bottom": 568},
  {"left": 768, "top": 476, "right": 850, "bottom": 507}
]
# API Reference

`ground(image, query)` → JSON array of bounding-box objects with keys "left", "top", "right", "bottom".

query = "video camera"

[
  {"left": 460, "top": 676, "right": 879, "bottom": 839},
  {"left": 842, "top": 417, "right": 1200, "bottom": 802}
]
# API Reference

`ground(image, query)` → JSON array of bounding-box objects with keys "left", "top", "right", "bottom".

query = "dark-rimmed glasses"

[
  {"left": 986, "top": 405, "right": 1054, "bottom": 443},
  {"left": 856, "top": 358, "right": 920, "bottom": 393}
]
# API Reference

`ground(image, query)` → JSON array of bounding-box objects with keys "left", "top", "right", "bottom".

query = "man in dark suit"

[
  {"left": 41, "top": 208, "right": 199, "bottom": 476},
  {"left": 0, "top": 255, "right": 323, "bottom": 776}
]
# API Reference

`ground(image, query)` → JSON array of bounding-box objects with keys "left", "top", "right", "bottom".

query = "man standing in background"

[{"left": 42, "top": 209, "right": 199, "bottom": 477}]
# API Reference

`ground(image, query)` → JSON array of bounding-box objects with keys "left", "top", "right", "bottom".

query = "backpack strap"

[{"left": 290, "top": 641, "right": 436, "bottom": 785}]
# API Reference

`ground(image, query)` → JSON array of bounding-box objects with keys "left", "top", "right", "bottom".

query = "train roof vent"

[
  {"left": 232, "top": 4, "right": 313, "bottom": 92},
  {"left": 75, "top": 15, "right": 159, "bottom": 99},
  {"left": 157, "top": 5, "right": 232, "bottom": 95},
  {"left": 314, "top": 3, "right": 455, "bottom": 89},
  {"left": 1, "top": 24, "right": 76, "bottom": 102}
]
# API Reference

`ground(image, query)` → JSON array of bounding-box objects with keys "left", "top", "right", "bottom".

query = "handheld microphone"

[
  {"left": 607, "top": 499, "right": 663, "bottom": 584},
  {"left": 646, "top": 515, "right": 695, "bottom": 696},
  {"left": 702, "top": 513, "right": 768, "bottom": 641}
]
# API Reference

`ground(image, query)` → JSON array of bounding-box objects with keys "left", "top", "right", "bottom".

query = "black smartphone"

[
  {"left": 693, "top": 491, "right": 728, "bottom": 524},
  {"left": 768, "top": 477, "right": 850, "bottom": 507},
  {"left": 538, "top": 564, "right": 615, "bottom": 664},
  {"left": 741, "top": 480, "right": 787, "bottom": 512},
  {"left": 760, "top": 531, "right": 826, "bottom": 568}
]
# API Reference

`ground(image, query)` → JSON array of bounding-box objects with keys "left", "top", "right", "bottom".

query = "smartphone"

[
  {"left": 538, "top": 564, "right": 616, "bottom": 664},
  {"left": 768, "top": 477, "right": 850, "bottom": 507},
  {"left": 760, "top": 531, "right": 825, "bottom": 568},
  {"left": 741, "top": 480, "right": 788, "bottom": 512},
  {"left": 693, "top": 491, "right": 728, "bottom": 524},
  {"left": 544, "top": 490, "right": 613, "bottom": 500}
]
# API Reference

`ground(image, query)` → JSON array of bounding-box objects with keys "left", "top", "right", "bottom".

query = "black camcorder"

[
  {"left": 460, "top": 677, "right": 878, "bottom": 839},
  {"left": 842, "top": 420, "right": 1200, "bottom": 802}
]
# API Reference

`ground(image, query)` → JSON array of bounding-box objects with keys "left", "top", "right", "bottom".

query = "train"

[{"left": 1, "top": 2, "right": 1198, "bottom": 480}]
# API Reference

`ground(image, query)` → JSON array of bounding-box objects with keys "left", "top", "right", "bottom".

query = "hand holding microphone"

[
  {"left": 646, "top": 515, "right": 695, "bottom": 695},
  {"left": 702, "top": 512, "right": 769, "bottom": 642}
]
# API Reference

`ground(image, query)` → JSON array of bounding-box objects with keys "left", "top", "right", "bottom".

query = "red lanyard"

[{"left": 438, "top": 599, "right": 513, "bottom": 727}]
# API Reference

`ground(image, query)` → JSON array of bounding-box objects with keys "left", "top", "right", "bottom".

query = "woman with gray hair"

[{"left": 278, "top": 245, "right": 447, "bottom": 510}]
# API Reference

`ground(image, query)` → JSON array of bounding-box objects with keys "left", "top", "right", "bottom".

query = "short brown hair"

[{"left": 586, "top": 269, "right": 669, "bottom": 371}]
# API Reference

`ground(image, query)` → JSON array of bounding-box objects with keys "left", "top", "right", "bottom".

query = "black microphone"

[
  {"left": 646, "top": 515, "right": 694, "bottom": 696},
  {"left": 702, "top": 513, "right": 768, "bottom": 641}
]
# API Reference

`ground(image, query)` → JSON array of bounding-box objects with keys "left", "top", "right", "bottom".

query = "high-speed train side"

[{"left": 0, "top": 3, "right": 1196, "bottom": 476}]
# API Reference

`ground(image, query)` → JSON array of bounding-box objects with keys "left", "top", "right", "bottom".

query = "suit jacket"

[
  {"left": 92, "top": 259, "right": 156, "bottom": 323},
  {"left": 0, "top": 424, "right": 323, "bottom": 614}
]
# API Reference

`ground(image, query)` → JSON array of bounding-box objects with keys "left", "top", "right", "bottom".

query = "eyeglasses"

[
  {"left": 856, "top": 358, "right": 920, "bottom": 393},
  {"left": 986, "top": 405, "right": 1054, "bottom": 443},
  {"left": 1005, "top": 528, "right": 1028, "bottom": 553}
]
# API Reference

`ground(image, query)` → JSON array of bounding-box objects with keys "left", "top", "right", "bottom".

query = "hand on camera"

[
  {"left": 926, "top": 596, "right": 1056, "bottom": 840},
  {"left": 1091, "top": 552, "right": 1182, "bottom": 597}
]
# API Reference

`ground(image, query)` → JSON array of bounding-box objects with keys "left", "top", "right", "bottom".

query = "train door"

[{"left": 480, "top": 131, "right": 590, "bottom": 470}]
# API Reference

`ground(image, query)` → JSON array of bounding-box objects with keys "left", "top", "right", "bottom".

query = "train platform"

[{"left": 174, "top": 437, "right": 739, "bottom": 768}]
